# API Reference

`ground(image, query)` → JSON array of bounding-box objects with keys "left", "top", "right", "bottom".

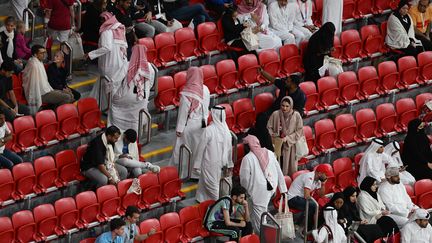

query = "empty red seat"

[
  {"left": 299, "top": 81, "right": 320, "bottom": 112},
  {"left": 35, "top": 110, "right": 62, "bottom": 145},
  {"left": 396, "top": 98, "right": 417, "bottom": 132},
  {"left": 12, "top": 115, "right": 40, "bottom": 152},
  {"left": 259, "top": 49, "right": 281, "bottom": 77},
  {"left": 154, "top": 76, "right": 177, "bottom": 111},
  {"left": 378, "top": 61, "right": 403, "bottom": 92},
  {"left": 338, "top": 71, "right": 361, "bottom": 103},
  {"left": 417, "top": 51, "right": 432, "bottom": 82},
  {"left": 333, "top": 157, "right": 356, "bottom": 189},
  {"left": 55, "top": 197, "right": 80, "bottom": 232},
  {"left": 358, "top": 66, "right": 382, "bottom": 99},
  {"left": 303, "top": 126, "right": 315, "bottom": 155},
  {"left": 56, "top": 104, "right": 81, "bottom": 139},
  {"left": 200, "top": 65, "right": 220, "bottom": 95},
  {"left": 179, "top": 206, "right": 206, "bottom": 241},
  {"left": 12, "top": 210, "right": 40, "bottom": 242},
  {"left": 240, "top": 234, "right": 260, "bottom": 243},
  {"left": 232, "top": 98, "right": 255, "bottom": 132},
  {"left": 355, "top": 0, "right": 374, "bottom": 18},
  {"left": 414, "top": 179, "right": 432, "bottom": 208},
  {"left": 254, "top": 92, "right": 274, "bottom": 116},
  {"left": 335, "top": 114, "right": 360, "bottom": 148},
  {"left": 356, "top": 108, "right": 378, "bottom": 141},
  {"left": 160, "top": 212, "right": 183, "bottom": 243},
  {"left": 173, "top": 71, "right": 187, "bottom": 104},
  {"left": 360, "top": 25, "right": 383, "bottom": 56},
  {"left": 155, "top": 32, "right": 177, "bottom": 67},
  {"left": 175, "top": 27, "right": 200, "bottom": 61},
  {"left": 279, "top": 44, "right": 304, "bottom": 75},
  {"left": 55, "top": 149, "right": 84, "bottom": 184},
  {"left": 138, "top": 38, "right": 157, "bottom": 64},
  {"left": 76, "top": 191, "right": 104, "bottom": 228},
  {"left": 374, "top": 0, "right": 391, "bottom": 14},
  {"left": 77, "top": 97, "right": 104, "bottom": 133},
  {"left": 138, "top": 172, "right": 162, "bottom": 209},
  {"left": 0, "top": 169, "right": 14, "bottom": 204},
  {"left": 405, "top": 184, "right": 417, "bottom": 204},
  {"left": 34, "top": 156, "right": 62, "bottom": 192},
  {"left": 216, "top": 59, "right": 242, "bottom": 93},
  {"left": 96, "top": 185, "right": 121, "bottom": 220},
  {"left": 159, "top": 166, "right": 185, "bottom": 202},
  {"left": 332, "top": 35, "right": 343, "bottom": 59},
  {"left": 317, "top": 76, "right": 342, "bottom": 109},
  {"left": 219, "top": 103, "right": 237, "bottom": 132},
  {"left": 139, "top": 219, "right": 164, "bottom": 242},
  {"left": 0, "top": 217, "right": 14, "bottom": 243},
  {"left": 12, "top": 162, "right": 38, "bottom": 199},
  {"left": 376, "top": 103, "right": 398, "bottom": 136},
  {"left": 197, "top": 22, "right": 221, "bottom": 55},
  {"left": 398, "top": 56, "right": 422, "bottom": 86},
  {"left": 341, "top": 29, "right": 365, "bottom": 61},
  {"left": 117, "top": 179, "right": 140, "bottom": 215},
  {"left": 238, "top": 54, "right": 265, "bottom": 87},
  {"left": 33, "top": 203, "right": 62, "bottom": 239},
  {"left": 342, "top": 0, "right": 356, "bottom": 20},
  {"left": 314, "top": 119, "right": 337, "bottom": 153}
]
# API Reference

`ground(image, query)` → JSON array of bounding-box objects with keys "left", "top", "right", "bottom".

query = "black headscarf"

[
  {"left": 360, "top": 176, "right": 378, "bottom": 200},
  {"left": 326, "top": 192, "right": 345, "bottom": 209},
  {"left": 342, "top": 186, "right": 361, "bottom": 224},
  {"left": 247, "top": 113, "right": 274, "bottom": 152},
  {"left": 393, "top": 0, "right": 411, "bottom": 32}
]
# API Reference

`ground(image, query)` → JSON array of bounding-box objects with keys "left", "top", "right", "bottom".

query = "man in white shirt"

[
  {"left": 378, "top": 166, "right": 419, "bottom": 228},
  {"left": 401, "top": 208, "right": 432, "bottom": 243},
  {"left": 268, "top": 0, "right": 296, "bottom": 45},
  {"left": 0, "top": 109, "right": 22, "bottom": 169},
  {"left": 293, "top": 0, "right": 317, "bottom": 41}
]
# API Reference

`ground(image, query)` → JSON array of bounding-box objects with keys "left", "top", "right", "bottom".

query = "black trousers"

[
  {"left": 209, "top": 219, "right": 253, "bottom": 241},
  {"left": 415, "top": 33, "right": 432, "bottom": 51}
]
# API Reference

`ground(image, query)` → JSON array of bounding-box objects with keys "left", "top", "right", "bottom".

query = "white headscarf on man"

[
  {"left": 358, "top": 138, "right": 392, "bottom": 184},
  {"left": 312, "top": 206, "right": 347, "bottom": 243},
  {"left": 384, "top": 141, "right": 416, "bottom": 186}
]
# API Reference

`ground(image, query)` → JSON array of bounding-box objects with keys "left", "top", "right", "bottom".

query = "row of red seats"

[
  {"left": 5, "top": 97, "right": 104, "bottom": 153},
  {"left": 0, "top": 166, "right": 185, "bottom": 243}
]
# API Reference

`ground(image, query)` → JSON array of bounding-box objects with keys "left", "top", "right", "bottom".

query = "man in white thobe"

[
  {"left": 196, "top": 106, "right": 233, "bottom": 203},
  {"left": 268, "top": 0, "right": 296, "bottom": 45},
  {"left": 401, "top": 208, "right": 432, "bottom": 243},
  {"left": 11, "top": 0, "right": 28, "bottom": 21},
  {"left": 358, "top": 139, "right": 393, "bottom": 185},
  {"left": 378, "top": 167, "right": 419, "bottom": 228},
  {"left": 322, "top": 0, "right": 343, "bottom": 34},
  {"left": 240, "top": 135, "right": 287, "bottom": 232},
  {"left": 293, "top": 0, "right": 316, "bottom": 42},
  {"left": 384, "top": 141, "right": 416, "bottom": 186}
]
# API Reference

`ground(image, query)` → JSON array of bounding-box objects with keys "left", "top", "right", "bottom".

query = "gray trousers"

[
  {"left": 82, "top": 164, "right": 128, "bottom": 188},
  {"left": 41, "top": 90, "right": 75, "bottom": 106},
  {"left": 116, "top": 158, "right": 152, "bottom": 178},
  {"left": 135, "top": 20, "right": 167, "bottom": 38}
]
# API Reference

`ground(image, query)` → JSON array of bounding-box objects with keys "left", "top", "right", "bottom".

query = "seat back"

[
  {"left": 341, "top": 29, "right": 362, "bottom": 59},
  {"left": 197, "top": 22, "right": 220, "bottom": 53},
  {"left": 139, "top": 172, "right": 161, "bottom": 206},
  {"left": 355, "top": 108, "right": 377, "bottom": 139},
  {"left": 338, "top": 71, "right": 360, "bottom": 102},
  {"left": 342, "top": 0, "right": 356, "bottom": 20},
  {"left": 376, "top": 103, "right": 397, "bottom": 134},
  {"left": 396, "top": 98, "right": 417, "bottom": 128},
  {"left": 317, "top": 76, "right": 339, "bottom": 107},
  {"left": 77, "top": 97, "right": 102, "bottom": 130},
  {"left": 232, "top": 98, "right": 255, "bottom": 131},
  {"left": 175, "top": 27, "right": 198, "bottom": 59},
  {"left": 139, "top": 219, "right": 163, "bottom": 242},
  {"left": 378, "top": 61, "right": 400, "bottom": 91},
  {"left": 0, "top": 217, "right": 14, "bottom": 243},
  {"left": 238, "top": 54, "right": 260, "bottom": 85},
  {"left": 155, "top": 32, "right": 177, "bottom": 64},
  {"left": 155, "top": 76, "right": 177, "bottom": 110},
  {"left": 417, "top": 51, "right": 432, "bottom": 80},
  {"left": 137, "top": 38, "right": 157, "bottom": 63},
  {"left": 34, "top": 156, "right": 58, "bottom": 190},
  {"left": 258, "top": 49, "right": 280, "bottom": 77},
  {"left": 0, "top": 169, "right": 14, "bottom": 202},
  {"left": 55, "top": 197, "right": 79, "bottom": 231},
  {"left": 56, "top": 104, "right": 80, "bottom": 137},
  {"left": 299, "top": 81, "right": 319, "bottom": 111},
  {"left": 216, "top": 59, "right": 240, "bottom": 91},
  {"left": 358, "top": 66, "right": 380, "bottom": 96},
  {"left": 179, "top": 206, "right": 202, "bottom": 239},
  {"left": 398, "top": 56, "right": 419, "bottom": 85},
  {"left": 356, "top": 0, "right": 374, "bottom": 16},
  {"left": 75, "top": 191, "right": 100, "bottom": 224},
  {"left": 360, "top": 24, "right": 382, "bottom": 55},
  {"left": 12, "top": 210, "right": 36, "bottom": 243},
  {"left": 200, "top": 65, "right": 219, "bottom": 95},
  {"left": 219, "top": 103, "right": 235, "bottom": 131},
  {"left": 35, "top": 110, "right": 59, "bottom": 143},
  {"left": 314, "top": 119, "right": 337, "bottom": 150},
  {"left": 12, "top": 162, "right": 36, "bottom": 195},
  {"left": 33, "top": 203, "right": 57, "bottom": 237},
  {"left": 303, "top": 126, "right": 314, "bottom": 153},
  {"left": 335, "top": 114, "right": 357, "bottom": 145},
  {"left": 96, "top": 185, "right": 120, "bottom": 217},
  {"left": 254, "top": 92, "right": 274, "bottom": 116},
  {"left": 13, "top": 115, "right": 37, "bottom": 148},
  {"left": 279, "top": 44, "right": 303, "bottom": 75},
  {"left": 160, "top": 212, "right": 183, "bottom": 243}
]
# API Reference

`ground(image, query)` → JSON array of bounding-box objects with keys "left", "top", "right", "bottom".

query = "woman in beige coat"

[{"left": 267, "top": 96, "right": 303, "bottom": 175}]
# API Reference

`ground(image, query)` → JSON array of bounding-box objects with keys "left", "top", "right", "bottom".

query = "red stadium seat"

[
  {"left": 335, "top": 114, "right": 360, "bottom": 148},
  {"left": 378, "top": 61, "right": 403, "bottom": 92},
  {"left": 80, "top": 238, "right": 96, "bottom": 243},
  {"left": 259, "top": 49, "right": 281, "bottom": 77},
  {"left": 197, "top": 22, "right": 221, "bottom": 55},
  {"left": 138, "top": 172, "right": 162, "bottom": 209},
  {"left": 312, "top": 0, "right": 323, "bottom": 26},
  {"left": 173, "top": 71, "right": 187, "bottom": 104},
  {"left": 314, "top": 119, "right": 337, "bottom": 153},
  {"left": 33, "top": 203, "right": 62, "bottom": 239},
  {"left": 219, "top": 103, "right": 237, "bottom": 132},
  {"left": 254, "top": 92, "right": 274, "bottom": 117},
  {"left": 292, "top": 170, "right": 310, "bottom": 180},
  {"left": 317, "top": 76, "right": 342, "bottom": 109},
  {"left": 12, "top": 116, "right": 40, "bottom": 152},
  {"left": 175, "top": 27, "right": 200, "bottom": 61},
  {"left": 414, "top": 179, "right": 432, "bottom": 203},
  {"left": 232, "top": 98, "right": 255, "bottom": 132},
  {"left": 358, "top": 66, "right": 382, "bottom": 99},
  {"left": 416, "top": 93, "right": 432, "bottom": 113},
  {"left": 303, "top": 126, "right": 315, "bottom": 155},
  {"left": 272, "top": 176, "right": 292, "bottom": 209},
  {"left": 355, "top": 0, "right": 374, "bottom": 18},
  {"left": 12, "top": 74, "right": 27, "bottom": 105},
  {"left": 12, "top": 210, "right": 40, "bottom": 242},
  {"left": 200, "top": 65, "right": 221, "bottom": 95},
  {"left": 338, "top": 71, "right": 361, "bottom": 103},
  {"left": 5, "top": 122, "right": 14, "bottom": 151},
  {"left": 341, "top": 30, "right": 365, "bottom": 61},
  {"left": 159, "top": 166, "right": 185, "bottom": 202},
  {"left": 139, "top": 219, "right": 164, "bottom": 242},
  {"left": 404, "top": 184, "right": 416, "bottom": 204},
  {"left": 117, "top": 179, "right": 140, "bottom": 215},
  {"left": 360, "top": 25, "right": 383, "bottom": 56},
  {"left": 34, "top": 156, "right": 62, "bottom": 192},
  {"left": 356, "top": 108, "right": 378, "bottom": 142},
  {"left": 55, "top": 197, "right": 80, "bottom": 232},
  {"left": 0, "top": 217, "right": 14, "bottom": 243},
  {"left": 342, "top": 0, "right": 356, "bottom": 20},
  {"left": 12, "top": 162, "right": 38, "bottom": 199},
  {"left": 238, "top": 54, "right": 266, "bottom": 87},
  {"left": 35, "top": 110, "right": 62, "bottom": 145},
  {"left": 299, "top": 81, "right": 321, "bottom": 113},
  {"left": 76, "top": 144, "right": 87, "bottom": 163},
  {"left": 198, "top": 200, "right": 215, "bottom": 219},
  {"left": 240, "top": 234, "right": 260, "bottom": 243},
  {"left": 299, "top": 40, "right": 308, "bottom": 58},
  {"left": 279, "top": 44, "right": 304, "bottom": 75},
  {"left": 56, "top": 104, "right": 82, "bottom": 139},
  {"left": 160, "top": 212, "right": 183, "bottom": 243},
  {"left": 154, "top": 76, "right": 177, "bottom": 111},
  {"left": 332, "top": 36, "right": 343, "bottom": 59},
  {"left": 374, "top": 0, "right": 391, "bottom": 14},
  {"left": 137, "top": 38, "right": 157, "bottom": 65},
  {"left": 55, "top": 149, "right": 84, "bottom": 184},
  {"left": 179, "top": 206, "right": 206, "bottom": 241},
  {"left": 97, "top": 185, "right": 121, "bottom": 220},
  {"left": 418, "top": 191, "right": 432, "bottom": 209},
  {"left": 376, "top": 103, "right": 398, "bottom": 136},
  {"left": 333, "top": 157, "right": 356, "bottom": 189},
  {"left": 77, "top": 97, "right": 104, "bottom": 133},
  {"left": 398, "top": 56, "right": 422, "bottom": 86},
  {"left": 417, "top": 51, "right": 432, "bottom": 82},
  {"left": 0, "top": 169, "right": 14, "bottom": 204},
  {"left": 76, "top": 191, "right": 104, "bottom": 228},
  {"left": 155, "top": 32, "right": 177, "bottom": 67},
  {"left": 396, "top": 98, "right": 417, "bottom": 132},
  {"left": 216, "top": 59, "right": 242, "bottom": 93}
]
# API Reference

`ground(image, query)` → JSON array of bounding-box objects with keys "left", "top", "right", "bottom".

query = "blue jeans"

[
  {"left": 0, "top": 149, "right": 23, "bottom": 169},
  {"left": 288, "top": 196, "right": 317, "bottom": 226},
  {"left": 168, "top": 4, "right": 212, "bottom": 27}
]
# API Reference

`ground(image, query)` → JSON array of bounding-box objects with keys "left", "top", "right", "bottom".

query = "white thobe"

[
  {"left": 293, "top": 0, "right": 313, "bottom": 42},
  {"left": 357, "top": 191, "right": 387, "bottom": 224},
  {"left": 108, "top": 63, "right": 155, "bottom": 132},
  {"left": 268, "top": 2, "right": 296, "bottom": 45},
  {"left": 387, "top": 155, "right": 416, "bottom": 186},
  {"left": 11, "top": 0, "right": 28, "bottom": 20},
  {"left": 358, "top": 152, "right": 392, "bottom": 185},
  {"left": 88, "top": 29, "right": 129, "bottom": 108},
  {"left": 378, "top": 181, "right": 419, "bottom": 228},
  {"left": 239, "top": 151, "right": 287, "bottom": 232},
  {"left": 169, "top": 86, "right": 210, "bottom": 179},
  {"left": 196, "top": 121, "right": 233, "bottom": 202},
  {"left": 238, "top": 5, "right": 282, "bottom": 51},
  {"left": 401, "top": 221, "right": 432, "bottom": 243},
  {"left": 322, "top": 0, "right": 343, "bottom": 34}
]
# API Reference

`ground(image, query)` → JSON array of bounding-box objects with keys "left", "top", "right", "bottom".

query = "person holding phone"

[
  {"left": 205, "top": 0, "right": 234, "bottom": 19},
  {"left": 384, "top": 141, "right": 415, "bottom": 186}
]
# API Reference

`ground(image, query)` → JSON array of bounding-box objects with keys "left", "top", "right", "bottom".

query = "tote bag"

[
  {"left": 295, "top": 135, "right": 309, "bottom": 159},
  {"left": 241, "top": 27, "right": 259, "bottom": 51},
  {"left": 67, "top": 32, "right": 85, "bottom": 60},
  {"left": 274, "top": 195, "right": 295, "bottom": 240}
]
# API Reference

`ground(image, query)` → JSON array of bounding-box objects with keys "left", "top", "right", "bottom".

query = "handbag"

[
  {"left": 67, "top": 32, "right": 85, "bottom": 60},
  {"left": 295, "top": 135, "right": 309, "bottom": 159},
  {"left": 323, "top": 55, "right": 343, "bottom": 78},
  {"left": 274, "top": 194, "right": 295, "bottom": 240},
  {"left": 241, "top": 27, "right": 259, "bottom": 51}
]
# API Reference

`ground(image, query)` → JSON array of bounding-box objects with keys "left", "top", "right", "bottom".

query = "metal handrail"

[
  {"left": 73, "top": 0, "right": 82, "bottom": 30},
  {"left": 304, "top": 197, "right": 319, "bottom": 243},
  {"left": 219, "top": 177, "right": 232, "bottom": 198},
  {"left": 260, "top": 212, "right": 281, "bottom": 243},
  {"left": 99, "top": 75, "right": 112, "bottom": 113},
  {"left": 60, "top": 41, "right": 73, "bottom": 76},
  {"left": 179, "top": 144, "right": 192, "bottom": 181},
  {"left": 231, "top": 131, "right": 238, "bottom": 164},
  {"left": 23, "top": 8, "right": 35, "bottom": 42},
  {"left": 138, "top": 109, "right": 152, "bottom": 146}
]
